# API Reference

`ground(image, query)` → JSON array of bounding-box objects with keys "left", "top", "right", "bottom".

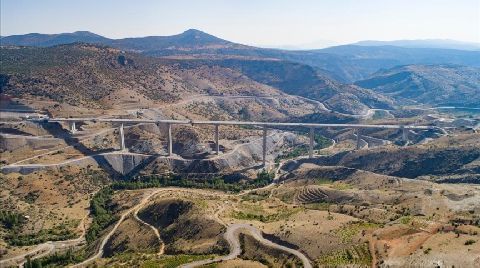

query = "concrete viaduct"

[{"left": 33, "top": 117, "right": 440, "bottom": 167}]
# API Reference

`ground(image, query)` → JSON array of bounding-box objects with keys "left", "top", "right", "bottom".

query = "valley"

[{"left": 1, "top": 28, "right": 480, "bottom": 268}]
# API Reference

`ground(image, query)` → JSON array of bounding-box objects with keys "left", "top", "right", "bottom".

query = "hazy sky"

[{"left": 1, "top": 0, "right": 479, "bottom": 47}]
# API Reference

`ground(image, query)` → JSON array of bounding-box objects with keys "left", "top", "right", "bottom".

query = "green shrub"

[
  {"left": 0, "top": 210, "right": 25, "bottom": 230},
  {"left": 34, "top": 248, "right": 84, "bottom": 267},
  {"left": 275, "top": 133, "right": 332, "bottom": 162},
  {"left": 232, "top": 208, "right": 301, "bottom": 223},
  {"left": 24, "top": 191, "right": 40, "bottom": 204},
  {"left": 85, "top": 187, "right": 118, "bottom": 244},
  {"left": 465, "top": 239, "right": 476, "bottom": 245},
  {"left": 6, "top": 223, "right": 76, "bottom": 246},
  {"left": 317, "top": 244, "right": 371, "bottom": 266},
  {"left": 110, "top": 173, "right": 272, "bottom": 193}
]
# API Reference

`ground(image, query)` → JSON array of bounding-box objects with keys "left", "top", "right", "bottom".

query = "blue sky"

[{"left": 1, "top": 0, "right": 479, "bottom": 47}]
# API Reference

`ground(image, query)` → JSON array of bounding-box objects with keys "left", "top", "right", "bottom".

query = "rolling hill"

[
  {"left": 0, "top": 44, "right": 274, "bottom": 108},
  {"left": 201, "top": 59, "right": 394, "bottom": 114},
  {"left": 0, "top": 31, "right": 110, "bottom": 47},
  {"left": 355, "top": 64, "right": 480, "bottom": 107},
  {"left": 0, "top": 43, "right": 392, "bottom": 116}
]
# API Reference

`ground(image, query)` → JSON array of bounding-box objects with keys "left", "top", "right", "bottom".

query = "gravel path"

[{"left": 180, "top": 223, "right": 312, "bottom": 268}]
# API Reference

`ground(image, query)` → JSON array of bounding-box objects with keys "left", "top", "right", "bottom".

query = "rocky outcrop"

[
  {"left": 144, "top": 131, "right": 294, "bottom": 174},
  {"left": 100, "top": 153, "right": 151, "bottom": 175}
]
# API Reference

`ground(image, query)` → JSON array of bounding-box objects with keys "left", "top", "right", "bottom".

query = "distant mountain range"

[
  {"left": 1, "top": 30, "right": 480, "bottom": 110},
  {"left": 355, "top": 64, "right": 480, "bottom": 107},
  {"left": 0, "top": 31, "right": 110, "bottom": 47},
  {"left": 0, "top": 29, "right": 243, "bottom": 50},
  {"left": 2, "top": 30, "right": 480, "bottom": 83},
  {"left": 354, "top": 39, "right": 480, "bottom": 51}
]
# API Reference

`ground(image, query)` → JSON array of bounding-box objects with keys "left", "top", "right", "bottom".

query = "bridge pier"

[
  {"left": 402, "top": 126, "right": 408, "bottom": 143},
  {"left": 119, "top": 123, "right": 125, "bottom": 151},
  {"left": 215, "top": 124, "right": 220, "bottom": 155},
  {"left": 356, "top": 128, "right": 362, "bottom": 150},
  {"left": 37, "top": 118, "right": 437, "bottom": 160},
  {"left": 262, "top": 126, "right": 267, "bottom": 167},
  {"left": 309, "top": 127, "right": 314, "bottom": 158},
  {"left": 167, "top": 123, "right": 173, "bottom": 156},
  {"left": 69, "top": 122, "right": 77, "bottom": 134}
]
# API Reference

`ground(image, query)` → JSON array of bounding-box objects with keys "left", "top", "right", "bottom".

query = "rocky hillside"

[
  {"left": 178, "top": 59, "right": 394, "bottom": 114},
  {"left": 0, "top": 44, "right": 281, "bottom": 108},
  {"left": 315, "top": 45, "right": 480, "bottom": 82},
  {"left": 355, "top": 64, "right": 480, "bottom": 107},
  {"left": 0, "top": 44, "right": 393, "bottom": 115},
  {"left": 284, "top": 134, "right": 480, "bottom": 182}
]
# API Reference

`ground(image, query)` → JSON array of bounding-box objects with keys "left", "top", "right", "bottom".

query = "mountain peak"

[
  {"left": 182, "top": 29, "right": 206, "bottom": 35},
  {"left": 179, "top": 29, "right": 221, "bottom": 40},
  {"left": 70, "top": 31, "right": 103, "bottom": 37},
  {"left": 171, "top": 28, "right": 231, "bottom": 46}
]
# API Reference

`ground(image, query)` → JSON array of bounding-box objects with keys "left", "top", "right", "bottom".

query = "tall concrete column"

[
  {"left": 356, "top": 128, "right": 361, "bottom": 150},
  {"left": 70, "top": 121, "right": 77, "bottom": 134},
  {"left": 167, "top": 123, "right": 172, "bottom": 156},
  {"left": 215, "top": 124, "right": 220, "bottom": 155},
  {"left": 309, "top": 127, "right": 314, "bottom": 158},
  {"left": 402, "top": 126, "right": 408, "bottom": 143},
  {"left": 262, "top": 126, "right": 267, "bottom": 167},
  {"left": 119, "top": 123, "right": 125, "bottom": 151}
]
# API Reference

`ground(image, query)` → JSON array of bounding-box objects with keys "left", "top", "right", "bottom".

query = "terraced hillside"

[
  {"left": 295, "top": 186, "right": 329, "bottom": 204},
  {"left": 273, "top": 163, "right": 480, "bottom": 267}
]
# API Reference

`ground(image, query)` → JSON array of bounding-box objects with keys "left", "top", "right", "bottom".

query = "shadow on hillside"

[
  {"left": 235, "top": 163, "right": 265, "bottom": 174},
  {"left": 40, "top": 121, "right": 165, "bottom": 179},
  {"left": 40, "top": 121, "right": 123, "bottom": 178},
  {"left": 0, "top": 93, "right": 38, "bottom": 112},
  {"left": 122, "top": 154, "right": 160, "bottom": 179},
  {"left": 280, "top": 151, "right": 348, "bottom": 173}
]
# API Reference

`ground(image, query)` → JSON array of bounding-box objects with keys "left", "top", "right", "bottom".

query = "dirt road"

[
  {"left": 133, "top": 198, "right": 165, "bottom": 255},
  {"left": 70, "top": 189, "right": 164, "bottom": 267},
  {"left": 180, "top": 223, "right": 312, "bottom": 268}
]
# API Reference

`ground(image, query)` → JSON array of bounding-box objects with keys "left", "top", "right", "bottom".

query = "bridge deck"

[{"left": 44, "top": 118, "right": 436, "bottom": 130}]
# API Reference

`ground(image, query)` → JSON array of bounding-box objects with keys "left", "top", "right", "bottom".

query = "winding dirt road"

[
  {"left": 157, "top": 93, "right": 380, "bottom": 119},
  {"left": 2, "top": 186, "right": 313, "bottom": 268},
  {"left": 70, "top": 189, "right": 164, "bottom": 267},
  {"left": 2, "top": 135, "right": 333, "bottom": 267},
  {"left": 180, "top": 153, "right": 316, "bottom": 268},
  {"left": 180, "top": 223, "right": 312, "bottom": 268},
  {"left": 69, "top": 188, "right": 223, "bottom": 267},
  {"left": 133, "top": 197, "right": 165, "bottom": 255}
]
